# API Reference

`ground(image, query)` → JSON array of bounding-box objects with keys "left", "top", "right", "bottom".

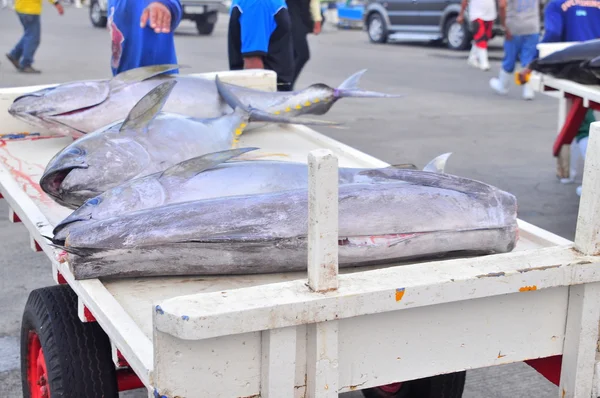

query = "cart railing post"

[
  {"left": 307, "top": 148, "right": 339, "bottom": 292},
  {"left": 560, "top": 121, "right": 600, "bottom": 398},
  {"left": 306, "top": 149, "right": 340, "bottom": 398}
]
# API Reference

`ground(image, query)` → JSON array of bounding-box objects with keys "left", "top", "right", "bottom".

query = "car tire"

[
  {"left": 196, "top": 12, "right": 217, "bottom": 35},
  {"left": 90, "top": 0, "right": 107, "bottom": 28},
  {"left": 362, "top": 372, "right": 466, "bottom": 398},
  {"left": 444, "top": 15, "right": 471, "bottom": 51},
  {"left": 367, "top": 12, "right": 388, "bottom": 44}
]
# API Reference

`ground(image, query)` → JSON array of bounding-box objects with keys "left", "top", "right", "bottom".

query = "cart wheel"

[
  {"left": 21, "top": 285, "right": 118, "bottom": 398},
  {"left": 362, "top": 371, "right": 466, "bottom": 398}
]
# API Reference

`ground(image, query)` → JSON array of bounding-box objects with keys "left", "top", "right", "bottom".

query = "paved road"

[{"left": 0, "top": 5, "right": 568, "bottom": 397}]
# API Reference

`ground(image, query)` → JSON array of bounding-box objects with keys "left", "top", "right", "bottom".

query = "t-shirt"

[
  {"left": 540, "top": 0, "right": 600, "bottom": 43},
  {"left": 469, "top": 0, "right": 498, "bottom": 22},
  {"left": 107, "top": 0, "right": 182, "bottom": 76},
  {"left": 228, "top": 0, "right": 295, "bottom": 91},
  {"left": 506, "top": 0, "right": 540, "bottom": 36}
]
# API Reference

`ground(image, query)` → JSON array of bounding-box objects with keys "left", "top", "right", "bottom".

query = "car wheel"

[
  {"left": 90, "top": 0, "right": 107, "bottom": 28},
  {"left": 444, "top": 15, "right": 470, "bottom": 51},
  {"left": 367, "top": 12, "right": 388, "bottom": 44}
]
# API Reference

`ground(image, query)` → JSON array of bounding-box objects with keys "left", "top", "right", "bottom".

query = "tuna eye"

[
  {"left": 67, "top": 147, "right": 83, "bottom": 156},
  {"left": 86, "top": 197, "right": 101, "bottom": 206}
]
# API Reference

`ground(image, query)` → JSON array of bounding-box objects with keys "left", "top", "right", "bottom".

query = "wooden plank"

[
  {"left": 575, "top": 122, "right": 600, "bottom": 256},
  {"left": 261, "top": 327, "right": 297, "bottom": 397},
  {"left": 307, "top": 149, "right": 339, "bottom": 293},
  {"left": 154, "top": 245, "right": 600, "bottom": 340}
]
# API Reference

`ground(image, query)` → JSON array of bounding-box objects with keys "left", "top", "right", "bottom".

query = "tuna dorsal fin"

[
  {"left": 338, "top": 69, "right": 367, "bottom": 90},
  {"left": 423, "top": 153, "right": 452, "bottom": 173},
  {"left": 215, "top": 74, "right": 248, "bottom": 111},
  {"left": 389, "top": 163, "right": 418, "bottom": 170},
  {"left": 335, "top": 69, "right": 403, "bottom": 99},
  {"left": 160, "top": 147, "right": 259, "bottom": 179},
  {"left": 120, "top": 80, "right": 177, "bottom": 132},
  {"left": 109, "top": 64, "right": 179, "bottom": 91}
]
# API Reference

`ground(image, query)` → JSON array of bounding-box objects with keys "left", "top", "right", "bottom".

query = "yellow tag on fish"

[
  {"left": 313, "top": 98, "right": 321, "bottom": 103},
  {"left": 295, "top": 104, "right": 302, "bottom": 110},
  {"left": 285, "top": 107, "right": 291, "bottom": 112},
  {"left": 274, "top": 111, "right": 281, "bottom": 115},
  {"left": 304, "top": 100, "right": 312, "bottom": 106}
]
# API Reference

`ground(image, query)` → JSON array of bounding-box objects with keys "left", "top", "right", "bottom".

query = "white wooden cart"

[
  {"left": 2, "top": 70, "right": 600, "bottom": 398},
  {"left": 530, "top": 42, "right": 600, "bottom": 183}
]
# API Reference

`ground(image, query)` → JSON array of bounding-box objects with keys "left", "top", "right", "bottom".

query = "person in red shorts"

[{"left": 457, "top": 0, "right": 497, "bottom": 71}]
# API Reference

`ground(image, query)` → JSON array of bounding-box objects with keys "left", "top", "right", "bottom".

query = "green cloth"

[{"left": 576, "top": 109, "right": 596, "bottom": 142}]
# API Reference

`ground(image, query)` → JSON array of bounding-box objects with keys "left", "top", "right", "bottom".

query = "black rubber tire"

[
  {"left": 90, "top": 0, "right": 107, "bottom": 28},
  {"left": 443, "top": 15, "right": 471, "bottom": 51},
  {"left": 21, "top": 285, "right": 118, "bottom": 398},
  {"left": 367, "top": 12, "right": 388, "bottom": 44},
  {"left": 362, "top": 371, "right": 466, "bottom": 398},
  {"left": 196, "top": 14, "right": 217, "bottom": 35}
]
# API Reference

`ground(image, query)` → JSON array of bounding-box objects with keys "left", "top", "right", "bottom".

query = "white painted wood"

[
  {"left": 154, "top": 245, "right": 599, "bottom": 340},
  {"left": 575, "top": 122, "right": 600, "bottom": 256},
  {"left": 308, "top": 149, "right": 339, "bottom": 293},
  {"left": 559, "top": 282, "right": 600, "bottom": 398},
  {"left": 8, "top": 207, "right": 19, "bottom": 223},
  {"left": 29, "top": 235, "right": 41, "bottom": 252},
  {"left": 261, "top": 327, "right": 297, "bottom": 397},
  {"left": 77, "top": 298, "right": 88, "bottom": 323},
  {"left": 307, "top": 322, "right": 339, "bottom": 398}
]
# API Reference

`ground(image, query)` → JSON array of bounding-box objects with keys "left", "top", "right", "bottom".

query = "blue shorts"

[{"left": 502, "top": 33, "right": 540, "bottom": 73}]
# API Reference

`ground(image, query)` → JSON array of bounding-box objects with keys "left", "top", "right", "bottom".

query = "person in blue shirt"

[
  {"left": 227, "top": 0, "right": 295, "bottom": 91},
  {"left": 108, "top": 0, "right": 182, "bottom": 76},
  {"left": 520, "top": 0, "right": 600, "bottom": 195}
]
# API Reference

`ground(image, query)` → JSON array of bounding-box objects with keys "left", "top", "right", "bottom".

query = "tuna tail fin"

[
  {"left": 335, "top": 70, "right": 403, "bottom": 99},
  {"left": 214, "top": 75, "right": 343, "bottom": 128},
  {"left": 109, "top": 64, "right": 180, "bottom": 91},
  {"left": 160, "top": 147, "right": 259, "bottom": 179},
  {"left": 119, "top": 80, "right": 177, "bottom": 133},
  {"left": 423, "top": 153, "right": 452, "bottom": 173}
]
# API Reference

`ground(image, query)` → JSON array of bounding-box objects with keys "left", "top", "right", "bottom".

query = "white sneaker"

[
  {"left": 576, "top": 185, "right": 582, "bottom": 196},
  {"left": 476, "top": 47, "right": 490, "bottom": 71},
  {"left": 522, "top": 83, "right": 534, "bottom": 100},
  {"left": 467, "top": 44, "right": 479, "bottom": 68},
  {"left": 490, "top": 69, "right": 510, "bottom": 95}
]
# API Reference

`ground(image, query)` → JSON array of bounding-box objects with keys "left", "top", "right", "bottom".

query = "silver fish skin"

[
  {"left": 52, "top": 151, "right": 453, "bottom": 241},
  {"left": 60, "top": 181, "right": 518, "bottom": 280},
  {"left": 8, "top": 65, "right": 400, "bottom": 137},
  {"left": 39, "top": 79, "right": 340, "bottom": 209}
]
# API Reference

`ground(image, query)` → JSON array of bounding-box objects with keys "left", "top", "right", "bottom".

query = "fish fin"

[
  {"left": 119, "top": 80, "right": 177, "bottom": 132},
  {"left": 215, "top": 75, "right": 343, "bottom": 128},
  {"left": 109, "top": 64, "right": 179, "bottom": 90},
  {"left": 48, "top": 242, "right": 95, "bottom": 257},
  {"left": 160, "top": 147, "right": 260, "bottom": 179},
  {"left": 388, "top": 163, "right": 418, "bottom": 170},
  {"left": 423, "top": 152, "right": 452, "bottom": 173},
  {"left": 336, "top": 70, "right": 403, "bottom": 99}
]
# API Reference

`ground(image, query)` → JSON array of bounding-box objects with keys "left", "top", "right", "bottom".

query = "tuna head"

[
  {"left": 40, "top": 126, "right": 152, "bottom": 209},
  {"left": 8, "top": 81, "right": 111, "bottom": 135}
]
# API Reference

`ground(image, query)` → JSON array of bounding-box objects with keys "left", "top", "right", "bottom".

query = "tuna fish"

[
  {"left": 56, "top": 176, "right": 518, "bottom": 280},
  {"left": 529, "top": 39, "right": 600, "bottom": 85},
  {"left": 51, "top": 149, "right": 453, "bottom": 243},
  {"left": 40, "top": 77, "right": 340, "bottom": 209},
  {"left": 9, "top": 64, "right": 400, "bottom": 137}
]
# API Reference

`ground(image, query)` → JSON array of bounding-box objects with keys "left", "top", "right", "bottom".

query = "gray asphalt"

[{"left": 0, "top": 4, "right": 569, "bottom": 397}]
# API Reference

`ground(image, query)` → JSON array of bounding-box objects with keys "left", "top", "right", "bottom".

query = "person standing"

[
  {"left": 489, "top": 0, "right": 540, "bottom": 100},
  {"left": 5, "top": 0, "right": 64, "bottom": 74},
  {"left": 286, "top": 0, "right": 322, "bottom": 89},
  {"left": 457, "top": 0, "right": 497, "bottom": 71},
  {"left": 108, "top": 0, "right": 182, "bottom": 76},
  {"left": 227, "top": 0, "right": 295, "bottom": 91}
]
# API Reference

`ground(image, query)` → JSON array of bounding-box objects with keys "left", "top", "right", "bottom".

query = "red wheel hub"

[
  {"left": 378, "top": 382, "right": 403, "bottom": 393},
  {"left": 27, "top": 331, "right": 50, "bottom": 398}
]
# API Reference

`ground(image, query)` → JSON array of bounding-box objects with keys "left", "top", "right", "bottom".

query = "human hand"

[
  {"left": 140, "top": 2, "right": 172, "bottom": 34},
  {"left": 243, "top": 56, "right": 264, "bottom": 70},
  {"left": 456, "top": 14, "right": 464, "bottom": 24},
  {"left": 504, "top": 27, "right": 512, "bottom": 41},
  {"left": 55, "top": 2, "right": 64, "bottom": 15},
  {"left": 313, "top": 21, "right": 322, "bottom": 35}
]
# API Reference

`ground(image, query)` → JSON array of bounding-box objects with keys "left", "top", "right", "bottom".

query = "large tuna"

[
  {"left": 39, "top": 77, "right": 340, "bottom": 209},
  {"left": 529, "top": 39, "right": 600, "bottom": 85},
  {"left": 8, "top": 64, "right": 400, "bottom": 137},
  {"left": 51, "top": 148, "right": 452, "bottom": 242},
  {"left": 56, "top": 177, "right": 518, "bottom": 280}
]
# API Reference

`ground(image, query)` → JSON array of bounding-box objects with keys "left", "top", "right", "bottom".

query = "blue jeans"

[
  {"left": 502, "top": 33, "right": 539, "bottom": 73},
  {"left": 9, "top": 13, "right": 41, "bottom": 68}
]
